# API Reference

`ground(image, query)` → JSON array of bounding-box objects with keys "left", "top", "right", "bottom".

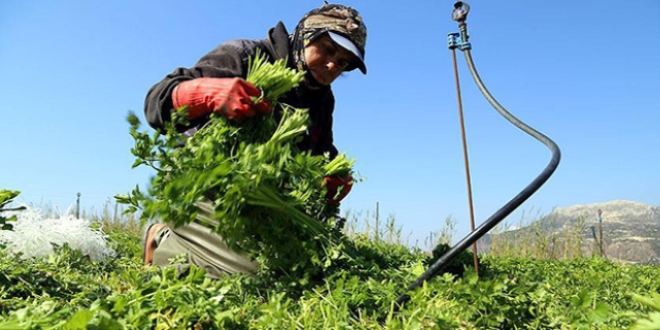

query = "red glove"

[
  {"left": 324, "top": 174, "right": 353, "bottom": 205},
  {"left": 172, "top": 77, "right": 271, "bottom": 121}
]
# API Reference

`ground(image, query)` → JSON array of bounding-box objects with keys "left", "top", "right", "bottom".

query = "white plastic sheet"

[{"left": 0, "top": 204, "right": 116, "bottom": 261}]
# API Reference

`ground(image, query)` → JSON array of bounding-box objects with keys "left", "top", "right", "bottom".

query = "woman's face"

[{"left": 304, "top": 34, "right": 356, "bottom": 86}]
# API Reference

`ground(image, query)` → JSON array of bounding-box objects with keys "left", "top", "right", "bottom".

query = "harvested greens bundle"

[{"left": 118, "top": 50, "right": 355, "bottom": 281}]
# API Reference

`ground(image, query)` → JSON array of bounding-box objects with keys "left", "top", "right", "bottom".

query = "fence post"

[
  {"left": 76, "top": 192, "right": 81, "bottom": 219},
  {"left": 598, "top": 209, "right": 605, "bottom": 257},
  {"left": 375, "top": 202, "right": 380, "bottom": 242}
]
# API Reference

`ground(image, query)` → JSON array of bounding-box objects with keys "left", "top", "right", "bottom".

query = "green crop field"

[{"left": 1, "top": 202, "right": 660, "bottom": 329}]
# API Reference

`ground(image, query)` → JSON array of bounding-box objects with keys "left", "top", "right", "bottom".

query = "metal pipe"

[{"left": 394, "top": 1, "right": 561, "bottom": 309}]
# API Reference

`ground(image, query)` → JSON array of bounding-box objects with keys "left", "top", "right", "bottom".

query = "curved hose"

[{"left": 394, "top": 47, "right": 561, "bottom": 308}]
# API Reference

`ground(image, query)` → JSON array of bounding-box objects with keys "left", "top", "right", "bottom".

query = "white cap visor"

[{"left": 327, "top": 31, "right": 366, "bottom": 74}]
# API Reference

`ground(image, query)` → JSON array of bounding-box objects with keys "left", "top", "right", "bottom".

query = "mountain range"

[{"left": 477, "top": 200, "right": 660, "bottom": 264}]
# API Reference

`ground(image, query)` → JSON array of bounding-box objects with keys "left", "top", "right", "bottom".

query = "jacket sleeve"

[
  {"left": 317, "top": 93, "right": 339, "bottom": 159},
  {"left": 143, "top": 40, "right": 262, "bottom": 132}
]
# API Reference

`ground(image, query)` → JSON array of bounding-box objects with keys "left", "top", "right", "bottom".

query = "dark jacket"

[{"left": 144, "top": 22, "right": 338, "bottom": 159}]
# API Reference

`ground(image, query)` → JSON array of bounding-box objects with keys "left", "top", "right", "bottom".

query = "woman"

[{"left": 141, "top": 3, "right": 367, "bottom": 278}]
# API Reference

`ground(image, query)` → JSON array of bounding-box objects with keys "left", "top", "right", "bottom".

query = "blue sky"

[{"left": 2, "top": 1, "right": 658, "bottom": 248}]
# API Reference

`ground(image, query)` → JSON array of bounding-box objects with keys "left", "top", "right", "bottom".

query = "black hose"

[{"left": 393, "top": 44, "right": 561, "bottom": 309}]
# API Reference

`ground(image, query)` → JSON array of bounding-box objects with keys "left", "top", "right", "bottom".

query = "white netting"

[{"left": 0, "top": 204, "right": 116, "bottom": 261}]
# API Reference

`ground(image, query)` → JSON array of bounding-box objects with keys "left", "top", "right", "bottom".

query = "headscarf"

[{"left": 290, "top": 3, "right": 368, "bottom": 88}]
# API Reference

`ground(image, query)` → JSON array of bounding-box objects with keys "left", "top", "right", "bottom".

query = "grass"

[
  {"left": 340, "top": 203, "right": 604, "bottom": 263},
  {"left": 3, "top": 201, "right": 660, "bottom": 328},
  {"left": 35, "top": 199, "right": 632, "bottom": 265},
  {"left": 82, "top": 201, "right": 142, "bottom": 236}
]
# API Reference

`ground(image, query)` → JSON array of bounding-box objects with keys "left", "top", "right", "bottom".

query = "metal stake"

[{"left": 451, "top": 44, "right": 479, "bottom": 275}]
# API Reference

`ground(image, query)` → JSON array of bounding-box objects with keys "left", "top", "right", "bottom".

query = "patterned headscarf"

[{"left": 290, "top": 3, "right": 368, "bottom": 87}]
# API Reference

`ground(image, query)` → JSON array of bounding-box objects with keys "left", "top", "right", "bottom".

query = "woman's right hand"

[{"left": 172, "top": 77, "right": 271, "bottom": 121}]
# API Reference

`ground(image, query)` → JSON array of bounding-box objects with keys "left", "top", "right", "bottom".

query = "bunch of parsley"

[{"left": 118, "top": 50, "right": 354, "bottom": 281}]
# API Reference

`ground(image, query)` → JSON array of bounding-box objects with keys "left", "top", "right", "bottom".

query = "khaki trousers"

[{"left": 152, "top": 201, "right": 259, "bottom": 278}]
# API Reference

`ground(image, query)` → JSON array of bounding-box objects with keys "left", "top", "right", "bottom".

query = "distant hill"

[{"left": 477, "top": 200, "right": 660, "bottom": 264}]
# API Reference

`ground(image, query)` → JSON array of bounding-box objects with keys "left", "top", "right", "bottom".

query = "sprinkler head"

[{"left": 452, "top": 1, "right": 470, "bottom": 22}]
